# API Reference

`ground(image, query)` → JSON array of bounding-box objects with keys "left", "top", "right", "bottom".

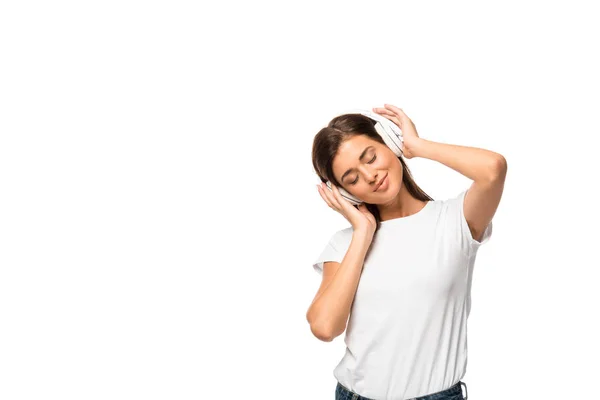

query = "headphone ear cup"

[
  {"left": 325, "top": 181, "right": 363, "bottom": 206},
  {"left": 374, "top": 121, "right": 403, "bottom": 156}
]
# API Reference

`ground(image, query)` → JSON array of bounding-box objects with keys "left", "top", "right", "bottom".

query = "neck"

[{"left": 377, "top": 185, "right": 427, "bottom": 221}]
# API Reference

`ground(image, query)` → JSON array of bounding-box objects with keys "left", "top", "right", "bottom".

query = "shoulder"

[
  {"left": 420, "top": 191, "right": 467, "bottom": 226},
  {"left": 328, "top": 226, "right": 354, "bottom": 248},
  {"left": 438, "top": 190, "right": 467, "bottom": 211}
]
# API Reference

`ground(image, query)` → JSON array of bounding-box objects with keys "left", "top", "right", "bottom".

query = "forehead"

[{"left": 332, "top": 135, "right": 379, "bottom": 172}]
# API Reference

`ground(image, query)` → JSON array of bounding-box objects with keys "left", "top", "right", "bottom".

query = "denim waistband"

[{"left": 335, "top": 380, "right": 468, "bottom": 400}]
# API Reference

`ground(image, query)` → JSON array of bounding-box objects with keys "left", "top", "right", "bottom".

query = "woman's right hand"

[{"left": 317, "top": 181, "right": 376, "bottom": 238}]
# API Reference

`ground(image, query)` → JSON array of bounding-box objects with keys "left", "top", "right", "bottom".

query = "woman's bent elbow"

[{"left": 309, "top": 322, "right": 334, "bottom": 342}]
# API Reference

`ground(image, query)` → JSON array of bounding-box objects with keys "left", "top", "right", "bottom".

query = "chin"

[{"left": 385, "top": 180, "right": 401, "bottom": 198}]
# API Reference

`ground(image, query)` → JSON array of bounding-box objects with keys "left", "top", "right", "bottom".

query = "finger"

[
  {"left": 327, "top": 183, "right": 346, "bottom": 209},
  {"left": 329, "top": 182, "right": 356, "bottom": 211},
  {"left": 373, "top": 107, "right": 397, "bottom": 118},
  {"left": 317, "top": 185, "right": 336, "bottom": 209},
  {"left": 320, "top": 182, "right": 344, "bottom": 210},
  {"left": 384, "top": 104, "right": 406, "bottom": 116},
  {"left": 386, "top": 114, "right": 403, "bottom": 128},
  {"left": 372, "top": 107, "right": 391, "bottom": 115},
  {"left": 372, "top": 109, "right": 403, "bottom": 128},
  {"left": 374, "top": 110, "right": 395, "bottom": 119}
]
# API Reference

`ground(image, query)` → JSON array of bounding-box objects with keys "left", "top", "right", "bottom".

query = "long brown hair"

[{"left": 312, "top": 113, "right": 433, "bottom": 233}]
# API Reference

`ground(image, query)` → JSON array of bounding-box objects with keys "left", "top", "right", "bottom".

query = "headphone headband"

[{"left": 335, "top": 108, "right": 404, "bottom": 157}]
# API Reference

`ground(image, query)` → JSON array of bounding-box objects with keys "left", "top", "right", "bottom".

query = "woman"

[{"left": 307, "top": 104, "right": 506, "bottom": 400}]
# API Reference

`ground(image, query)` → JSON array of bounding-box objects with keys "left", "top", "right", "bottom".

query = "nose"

[{"left": 359, "top": 165, "right": 378, "bottom": 185}]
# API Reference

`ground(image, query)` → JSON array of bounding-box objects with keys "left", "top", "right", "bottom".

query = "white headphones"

[{"left": 324, "top": 108, "right": 404, "bottom": 206}]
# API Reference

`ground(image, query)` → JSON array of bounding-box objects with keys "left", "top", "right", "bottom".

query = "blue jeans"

[{"left": 335, "top": 380, "right": 468, "bottom": 400}]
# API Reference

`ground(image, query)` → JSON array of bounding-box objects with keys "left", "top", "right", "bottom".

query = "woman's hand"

[
  {"left": 317, "top": 181, "right": 376, "bottom": 238},
  {"left": 372, "top": 104, "right": 422, "bottom": 159}
]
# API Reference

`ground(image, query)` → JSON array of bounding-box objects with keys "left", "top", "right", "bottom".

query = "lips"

[{"left": 374, "top": 174, "right": 388, "bottom": 192}]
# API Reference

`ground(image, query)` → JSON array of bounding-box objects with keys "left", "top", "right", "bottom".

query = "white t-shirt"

[{"left": 312, "top": 189, "right": 493, "bottom": 400}]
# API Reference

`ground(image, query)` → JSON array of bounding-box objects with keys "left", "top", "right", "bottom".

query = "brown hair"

[{"left": 312, "top": 113, "right": 433, "bottom": 233}]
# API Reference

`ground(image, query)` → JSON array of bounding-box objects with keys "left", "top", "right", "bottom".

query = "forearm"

[
  {"left": 308, "top": 231, "right": 372, "bottom": 341},
  {"left": 411, "top": 138, "right": 506, "bottom": 181}
]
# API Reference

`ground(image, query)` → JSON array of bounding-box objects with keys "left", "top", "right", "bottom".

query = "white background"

[{"left": 1, "top": 1, "right": 598, "bottom": 399}]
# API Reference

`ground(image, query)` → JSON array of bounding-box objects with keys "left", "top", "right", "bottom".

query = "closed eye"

[{"left": 349, "top": 155, "right": 377, "bottom": 185}]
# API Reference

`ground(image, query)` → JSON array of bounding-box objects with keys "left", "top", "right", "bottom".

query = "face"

[{"left": 332, "top": 135, "right": 403, "bottom": 204}]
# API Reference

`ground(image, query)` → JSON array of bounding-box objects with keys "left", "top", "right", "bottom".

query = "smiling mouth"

[{"left": 374, "top": 174, "right": 387, "bottom": 191}]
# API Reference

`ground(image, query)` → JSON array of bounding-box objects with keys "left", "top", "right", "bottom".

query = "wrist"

[
  {"left": 406, "top": 137, "right": 428, "bottom": 158},
  {"left": 352, "top": 228, "right": 374, "bottom": 241}
]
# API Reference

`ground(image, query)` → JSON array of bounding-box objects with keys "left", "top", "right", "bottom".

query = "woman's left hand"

[{"left": 372, "top": 104, "right": 422, "bottom": 159}]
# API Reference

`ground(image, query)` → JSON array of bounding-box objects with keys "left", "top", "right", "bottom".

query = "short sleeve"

[
  {"left": 312, "top": 236, "right": 344, "bottom": 276},
  {"left": 452, "top": 189, "right": 493, "bottom": 257}
]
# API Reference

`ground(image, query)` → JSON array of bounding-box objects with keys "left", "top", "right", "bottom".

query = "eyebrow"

[{"left": 340, "top": 146, "right": 375, "bottom": 183}]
